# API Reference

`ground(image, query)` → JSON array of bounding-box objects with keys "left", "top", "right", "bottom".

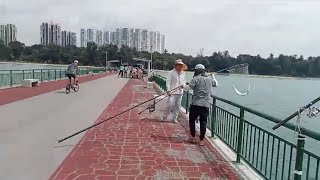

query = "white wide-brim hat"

[{"left": 174, "top": 59, "right": 188, "bottom": 71}]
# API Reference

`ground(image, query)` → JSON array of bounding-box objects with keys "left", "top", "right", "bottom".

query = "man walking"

[
  {"left": 118, "top": 65, "right": 124, "bottom": 78},
  {"left": 188, "top": 64, "right": 218, "bottom": 146},
  {"left": 163, "top": 59, "right": 188, "bottom": 123}
]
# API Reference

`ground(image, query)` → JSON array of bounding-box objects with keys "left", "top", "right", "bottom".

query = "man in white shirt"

[{"left": 163, "top": 59, "right": 188, "bottom": 123}]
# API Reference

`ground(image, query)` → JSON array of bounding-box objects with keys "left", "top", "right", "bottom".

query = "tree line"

[{"left": 1, "top": 40, "right": 320, "bottom": 77}]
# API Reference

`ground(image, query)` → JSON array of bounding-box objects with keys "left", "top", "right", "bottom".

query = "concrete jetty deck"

[{"left": 0, "top": 74, "right": 245, "bottom": 180}]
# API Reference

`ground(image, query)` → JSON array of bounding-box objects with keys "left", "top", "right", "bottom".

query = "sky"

[{"left": 1, "top": 0, "right": 320, "bottom": 58}]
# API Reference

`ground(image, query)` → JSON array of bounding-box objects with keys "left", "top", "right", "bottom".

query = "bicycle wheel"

[
  {"left": 66, "top": 85, "right": 71, "bottom": 94},
  {"left": 73, "top": 84, "right": 79, "bottom": 92}
]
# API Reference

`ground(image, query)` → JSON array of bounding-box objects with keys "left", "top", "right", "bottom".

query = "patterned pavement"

[{"left": 50, "top": 79, "right": 240, "bottom": 180}]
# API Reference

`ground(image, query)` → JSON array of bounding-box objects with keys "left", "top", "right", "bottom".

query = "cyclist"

[{"left": 66, "top": 60, "right": 79, "bottom": 86}]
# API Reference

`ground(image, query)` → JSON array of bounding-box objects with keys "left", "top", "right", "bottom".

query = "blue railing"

[{"left": 152, "top": 74, "right": 320, "bottom": 180}]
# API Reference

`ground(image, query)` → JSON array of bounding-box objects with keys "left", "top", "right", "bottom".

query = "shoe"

[
  {"left": 190, "top": 137, "right": 197, "bottom": 144},
  {"left": 199, "top": 140, "right": 205, "bottom": 146},
  {"left": 162, "top": 116, "right": 167, "bottom": 121},
  {"left": 173, "top": 117, "right": 178, "bottom": 123}
]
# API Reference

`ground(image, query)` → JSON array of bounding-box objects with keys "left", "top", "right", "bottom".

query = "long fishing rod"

[
  {"left": 57, "top": 85, "right": 183, "bottom": 143},
  {"left": 138, "top": 94, "right": 169, "bottom": 115},
  {"left": 273, "top": 96, "right": 320, "bottom": 130}
]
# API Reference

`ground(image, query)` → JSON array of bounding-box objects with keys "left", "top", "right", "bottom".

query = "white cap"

[
  {"left": 195, "top": 64, "right": 205, "bottom": 70},
  {"left": 74, "top": 60, "right": 79, "bottom": 63}
]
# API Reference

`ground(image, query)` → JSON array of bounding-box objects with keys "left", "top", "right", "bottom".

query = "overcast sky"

[{"left": 1, "top": 0, "right": 320, "bottom": 57}]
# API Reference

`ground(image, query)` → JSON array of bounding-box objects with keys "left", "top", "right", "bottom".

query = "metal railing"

[
  {"left": 0, "top": 68, "right": 106, "bottom": 87},
  {"left": 152, "top": 74, "right": 320, "bottom": 180}
]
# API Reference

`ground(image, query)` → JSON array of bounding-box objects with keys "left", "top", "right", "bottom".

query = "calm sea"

[{"left": 0, "top": 62, "right": 67, "bottom": 72}]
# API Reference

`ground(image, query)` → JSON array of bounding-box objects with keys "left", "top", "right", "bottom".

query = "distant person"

[
  {"left": 124, "top": 66, "right": 129, "bottom": 78},
  {"left": 137, "top": 67, "right": 143, "bottom": 79},
  {"left": 163, "top": 59, "right": 188, "bottom": 123},
  {"left": 132, "top": 67, "right": 137, "bottom": 78},
  {"left": 66, "top": 60, "right": 79, "bottom": 86},
  {"left": 127, "top": 66, "right": 131, "bottom": 77},
  {"left": 118, "top": 65, "right": 124, "bottom": 78},
  {"left": 187, "top": 64, "right": 218, "bottom": 146}
]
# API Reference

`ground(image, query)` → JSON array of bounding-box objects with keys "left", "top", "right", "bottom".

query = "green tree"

[{"left": 8, "top": 41, "right": 25, "bottom": 60}]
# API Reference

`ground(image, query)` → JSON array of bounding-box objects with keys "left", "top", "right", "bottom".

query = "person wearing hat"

[
  {"left": 66, "top": 60, "right": 79, "bottom": 86},
  {"left": 163, "top": 59, "right": 188, "bottom": 123},
  {"left": 187, "top": 64, "right": 218, "bottom": 146}
]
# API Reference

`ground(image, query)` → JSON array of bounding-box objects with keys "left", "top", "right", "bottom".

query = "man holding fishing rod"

[
  {"left": 187, "top": 64, "right": 218, "bottom": 146},
  {"left": 163, "top": 59, "right": 188, "bottom": 123}
]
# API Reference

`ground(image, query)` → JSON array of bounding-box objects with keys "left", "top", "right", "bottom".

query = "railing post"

[
  {"left": 22, "top": 70, "right": 25, "bottom": 80},
  {"left": 10, "top": 70, "right": 13, "bottom": 86},
  {"left": 54, "top": 70, "right": 57, "bottom": 80},
  {"left": 40, "top": 70, "right": 43, "bottom": 82},
  {"left": 236, "top": 108, "right": 245, "bottom": 163},
  {"left": 32, "top": 70, "right": 35, "bottom": 79},
  {"left": 294, "top": 134, "right": 305, "bottom": 180},
  {"left": 211, "top": 98, "right": 217, "bottom": 137},
  {"left": 60, "top": 69, "right": 62, "bottom": 79},
  {"left": 48, "top": 70, "right": 50, "bottom": 81},
  {"left": 186, "top": 92, "right": 189, "bottom": 114}
]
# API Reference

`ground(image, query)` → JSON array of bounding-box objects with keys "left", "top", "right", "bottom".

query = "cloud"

[{"left": 1, "top": 0, "right": 320, "bottom": 58}]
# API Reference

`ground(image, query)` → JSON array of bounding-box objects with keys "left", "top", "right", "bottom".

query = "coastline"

[{"left": 0, "top": 61, "right": 98, "bottom": 68}]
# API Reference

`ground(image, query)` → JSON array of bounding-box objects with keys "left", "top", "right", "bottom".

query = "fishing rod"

[
  {"left": 138, "top": 94, "right": 169, "bottom": 115},
  {"left": 272, "top": 96, "right": 320, "bottom": 130},
  {"left": 57, "top": 85, "right": 183, "bottom": 143}
]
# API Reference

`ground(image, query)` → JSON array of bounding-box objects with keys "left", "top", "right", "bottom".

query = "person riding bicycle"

[{"left": 66, "top": 60, "right": 79, "bottom": 86}]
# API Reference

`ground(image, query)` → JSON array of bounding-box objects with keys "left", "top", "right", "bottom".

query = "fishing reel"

[
  {"left": 148, "top": 100, "right": 156, "bottom": 113},
  {"left": 138, "top": 99, "right": 156, "bottom": 114},
  {"left": 307, "top": 107, "right": 320, "bottom": 118}
]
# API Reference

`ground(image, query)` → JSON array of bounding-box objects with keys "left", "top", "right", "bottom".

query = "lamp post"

[
  {"left": 105, "top": 51, "right": 108, "bottom": 72},
  {"left": 150, "top": 45, "right": 153, "bottom": 70}
]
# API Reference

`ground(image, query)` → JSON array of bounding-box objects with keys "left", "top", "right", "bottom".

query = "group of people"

[
  {"left": 118, "top": 65, "right": 143, "bottom": 79},
  {"left": 163, "top": 59, "right": 218, "bottom": 146}
]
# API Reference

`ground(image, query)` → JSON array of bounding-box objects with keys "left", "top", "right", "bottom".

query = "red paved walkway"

[
  {"left": 50, "top": 79, "right": 240, "bottom": 180},
  {"left": 0, "top": 72, "right": 113, "bottom": 106}
]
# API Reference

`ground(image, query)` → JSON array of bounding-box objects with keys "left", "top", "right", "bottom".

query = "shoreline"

[{"left": 0, "top": 61, "right": 99, "bottom": 69}]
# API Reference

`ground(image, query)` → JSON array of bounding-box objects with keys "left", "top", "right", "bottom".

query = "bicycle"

[{"left": 66, "top": 80, "right": 79, "bottom": 94}]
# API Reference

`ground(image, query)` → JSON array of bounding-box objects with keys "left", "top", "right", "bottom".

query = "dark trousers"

[
  {"left": 118, "top": 70, "right": 124, "bottom": 77},
  {"left": 189, "top": 105, "right": 209, "bottom": 141}
]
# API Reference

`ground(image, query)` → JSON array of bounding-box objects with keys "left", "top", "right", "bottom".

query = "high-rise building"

[
  {"left": 80, "top": 29, "right": 87, "bottom": 47},
  {"left": 121, "top": 28, "right": 129, "bottom": 47},
  {"left": 160, "top": 34, "right": 165, "bottom": 53},
  {"left": 87, "top": 29, "right": 95, "bottom": 43},
  {"left": 141, "top": 30, "right": 149, "bottom": 52},
  {"left": 115, "top": 28, "right": 121, "bottom": 47},
  {"left": 110, "top": 32, "right": 116, "bottom": 45},
  {"left": 61, "top": 31, "right": 67, "bottom": 47},
  {"left": 70, "top": 32, "right": 77, "bottom": 46},
  {"left": 149, "top": 31, "right": 158, "bottom": 52},
  {"left": 61, "top": 31, "right": 76, "bottom": 47},
  {"left": 130, "top": 29, "right": 135, "bottom": 48},
  {"left": 96, "top": 30, "right": 103, "bottom": 47},
  {"left": 156, "top": 32, "right": 161, "bottom": 53},
  {"left": 103, "top": 31, "right": 110, "bottom": 45},
  {"left": 40, "top": 22, "right": 62, "bottom": 46},
  {"left": 134, "top": 29, "right": 142, "bottom": 51},
  {"left": 0, "top": 24, "right": 17, "bottom": 46}
]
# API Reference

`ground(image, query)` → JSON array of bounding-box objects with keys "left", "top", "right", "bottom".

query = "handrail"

[
  {"left": 152, "top": 73, "right": 320, "bottom": 180},
  {"left": 212, "top": 95, "right": 320, "bottom": 142},
  {"left": 153, "top": 74, "right": 320, "bottom": 141}
]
